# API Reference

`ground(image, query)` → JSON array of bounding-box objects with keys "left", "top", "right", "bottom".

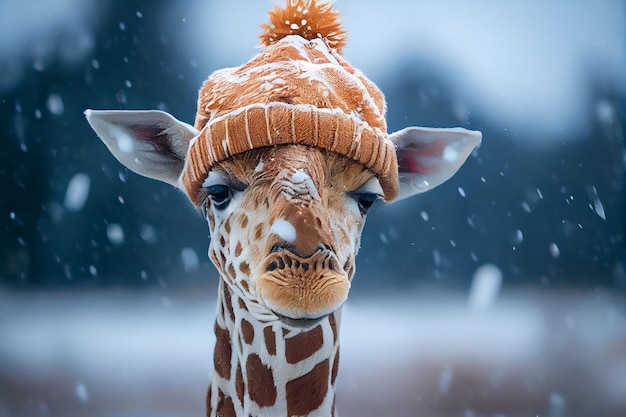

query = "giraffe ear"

[
  {"left": 84, "top": 109, "right": 198, "bottom": 188},
  {"left": 390, "top": 126, "right": 482, "bottom": 201}
]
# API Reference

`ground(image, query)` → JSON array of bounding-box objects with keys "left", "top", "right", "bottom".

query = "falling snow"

[
  {"left": 46, "top": 94, "right": 64, "bottom": 115},
  {"left": 140, "top": 224, "right": 158, "bottom": 244},
  {"left": 439, "top": 366, "right": 454, "bottom": 394},
  {"left": 549, "top": 392, "right": 566, "bottom": 417},
  {"left": 432, "top": 249, "right": 441, "bottom": 266},
  {"left": 586, "top": 185, "right": 606, "bottom": 220},
  {"left": 595, "top": 100, "right": 614, "bottom": 123},
  {"left": 271, "top": 219, "right": 296, "bottom": 243},
  {"left": 106, "top": 223, "right": 125, "bottom": 245},
  {"left": 468, "top": 264, "right": 502, "bottom": 312},
  {"left": 549, "top": 243, "right": 560, "bottom": 259},
  {"left": 536, "top": 188, "right": 544, "bottom": 200},
  {"left": 181, "top": 248, "right": 199, "bottom": 272},
  {"left": 443, "top": 144, "right": 460, "bottom": 162},
  {"left": 64, "top": 173, "right": 90, "bottom": 211},
  {"left": 75, "top": 382, "right": 89, "bottom": 403},
  {"left": 114, "top": 128, "right": 134, "bottom": 153}
]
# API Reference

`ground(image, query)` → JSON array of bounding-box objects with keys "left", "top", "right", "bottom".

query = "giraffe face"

[{"left": 200, "top": 145, "right": 380, "bottom": 322}]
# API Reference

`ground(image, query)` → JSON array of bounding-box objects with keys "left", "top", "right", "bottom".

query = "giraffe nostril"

[{"left": 267, "top": 261, "right": 278, "bottom": 272}]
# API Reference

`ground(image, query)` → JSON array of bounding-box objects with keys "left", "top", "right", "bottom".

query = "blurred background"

[{"left": 0, "top": 0, "right": 624, "bottom": 416}]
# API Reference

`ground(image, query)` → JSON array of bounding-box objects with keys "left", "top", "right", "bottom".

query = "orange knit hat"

[{"left": 181, "top": 0, "right": 398, "bottom": 205}]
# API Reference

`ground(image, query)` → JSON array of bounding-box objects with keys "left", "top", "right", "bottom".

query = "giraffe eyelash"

[{"left": 206, "top": 184, "right": 232, "bottom": 211}]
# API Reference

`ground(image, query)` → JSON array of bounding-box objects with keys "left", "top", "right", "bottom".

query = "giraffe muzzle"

[{"left": 257, "top": 247, "right": 350, "bottom": 320}]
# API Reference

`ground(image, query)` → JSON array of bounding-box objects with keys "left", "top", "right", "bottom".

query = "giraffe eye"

[
  {"left": 351, "top": 192, "right": 380, "bottom": 216},
  {"left": 348, "top": 177, "right": 383, "bottom": 216},
  {"left": 206, "top": 184, "right": 232, "bottom": 210}
]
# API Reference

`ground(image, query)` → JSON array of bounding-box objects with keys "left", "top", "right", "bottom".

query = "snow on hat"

[{"left": 181, "top": 0, "right": 398, "bottom": 205}]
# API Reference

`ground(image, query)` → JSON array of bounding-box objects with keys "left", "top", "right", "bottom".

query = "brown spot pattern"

[
  {"left": 235, "top": 364, "right": 244, "bottom": 405},
  {"left": 286, "top": 359, "right": 330, "bottom": 416},
  {"left": 209, "top": 250, "right": 218, "bottom": 266},
  {"left": 264, "top": 326, "right": 276, "bottom": 356},
  {"left": 239, "top": 261, "right": 251, "bottom": 276},
  {"left": 213, "top": 323, "right": 232, "bottom": 379},
  {"left": 240, "top": 214, "right": 248, "bottom": 228},
  {"left": 234, "top": 242, "right": 243, "bottom": 257},
  {"left": 285, "top": 325, "right": 324, "bottom": 364},
  {"left": 254, "top": 223, "right": 263, "bottom": 240},
  {"left": 241, "top": 318, "right": 255, "bottom": 345},
  {"left": 223, "top": 287, "right": 236, "bottom": 323},
  {"left": 246, "top": 354, "right": 277, "bottom": 407},
  {"left": 329, "top": 313, "right": 338, "bottom": 343},
  {"left": 227, "top": 263, "right": 236, "bottom": 280},
  {"left": 331, "top": 347, "right": 340, "bottom": 385},
  {"left": 219, "top": 395, "right": 236, "bottom": 417}
]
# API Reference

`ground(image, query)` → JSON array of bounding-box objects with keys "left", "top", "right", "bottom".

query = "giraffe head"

[
  {"left": 85, "top": 0, "right": 481, "bottom": 323},
  {"left": 202, "top": 144, "right": 381, "bottom": 322}
]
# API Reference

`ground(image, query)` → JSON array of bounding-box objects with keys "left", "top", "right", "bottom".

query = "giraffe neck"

[{"left": 207, "top": 280, "right": 341, "bottom": 417}]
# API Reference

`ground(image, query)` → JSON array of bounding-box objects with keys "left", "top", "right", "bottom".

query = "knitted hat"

[{"left": 181, "top": 0, "right": 398, "bottom": 205}]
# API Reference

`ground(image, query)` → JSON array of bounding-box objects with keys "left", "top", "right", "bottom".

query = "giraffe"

[{"left": 85, "top": 1, "right": 481, "bottom": 416}]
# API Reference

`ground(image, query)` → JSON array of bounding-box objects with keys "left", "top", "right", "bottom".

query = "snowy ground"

[{"left": 0, "top": 286, "right": 624, "bottom": 417}]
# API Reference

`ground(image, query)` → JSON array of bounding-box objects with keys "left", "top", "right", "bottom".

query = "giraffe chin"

[{"left": 256, "top": 258, "right": 350, "bottom": 322}]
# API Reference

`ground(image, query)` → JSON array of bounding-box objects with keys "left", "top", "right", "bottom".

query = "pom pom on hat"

[{"left": 259, "top": 0, "right": 347, "bottom": 53}]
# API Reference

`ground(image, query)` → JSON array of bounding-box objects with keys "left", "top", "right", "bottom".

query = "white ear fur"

[
  {"left": 390, "top": 126, "right": 481, "bottom": 201},
  {"left": 84, "top": 109, "right": 198, "bottom": 187}
]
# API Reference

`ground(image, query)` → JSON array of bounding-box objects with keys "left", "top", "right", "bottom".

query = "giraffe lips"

[
  {"left": 257, "top": 250, "right": 350, "bottom": 320},
  {"left": 273, "top": 312, "right": 325, "bottom": 328}
]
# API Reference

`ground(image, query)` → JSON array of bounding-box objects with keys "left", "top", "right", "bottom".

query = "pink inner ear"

[
  {"left": 130, "top": 126, "right": 167, "bottom": 142},
  {"left": 130, "top": 125, "right": 162, "bottom": 139},
  {"left": 396, "top": 142, "right": 445, "bottom": 175},
  {"left": 130, "top": 126, "right": 173, "bottom": 154}
]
